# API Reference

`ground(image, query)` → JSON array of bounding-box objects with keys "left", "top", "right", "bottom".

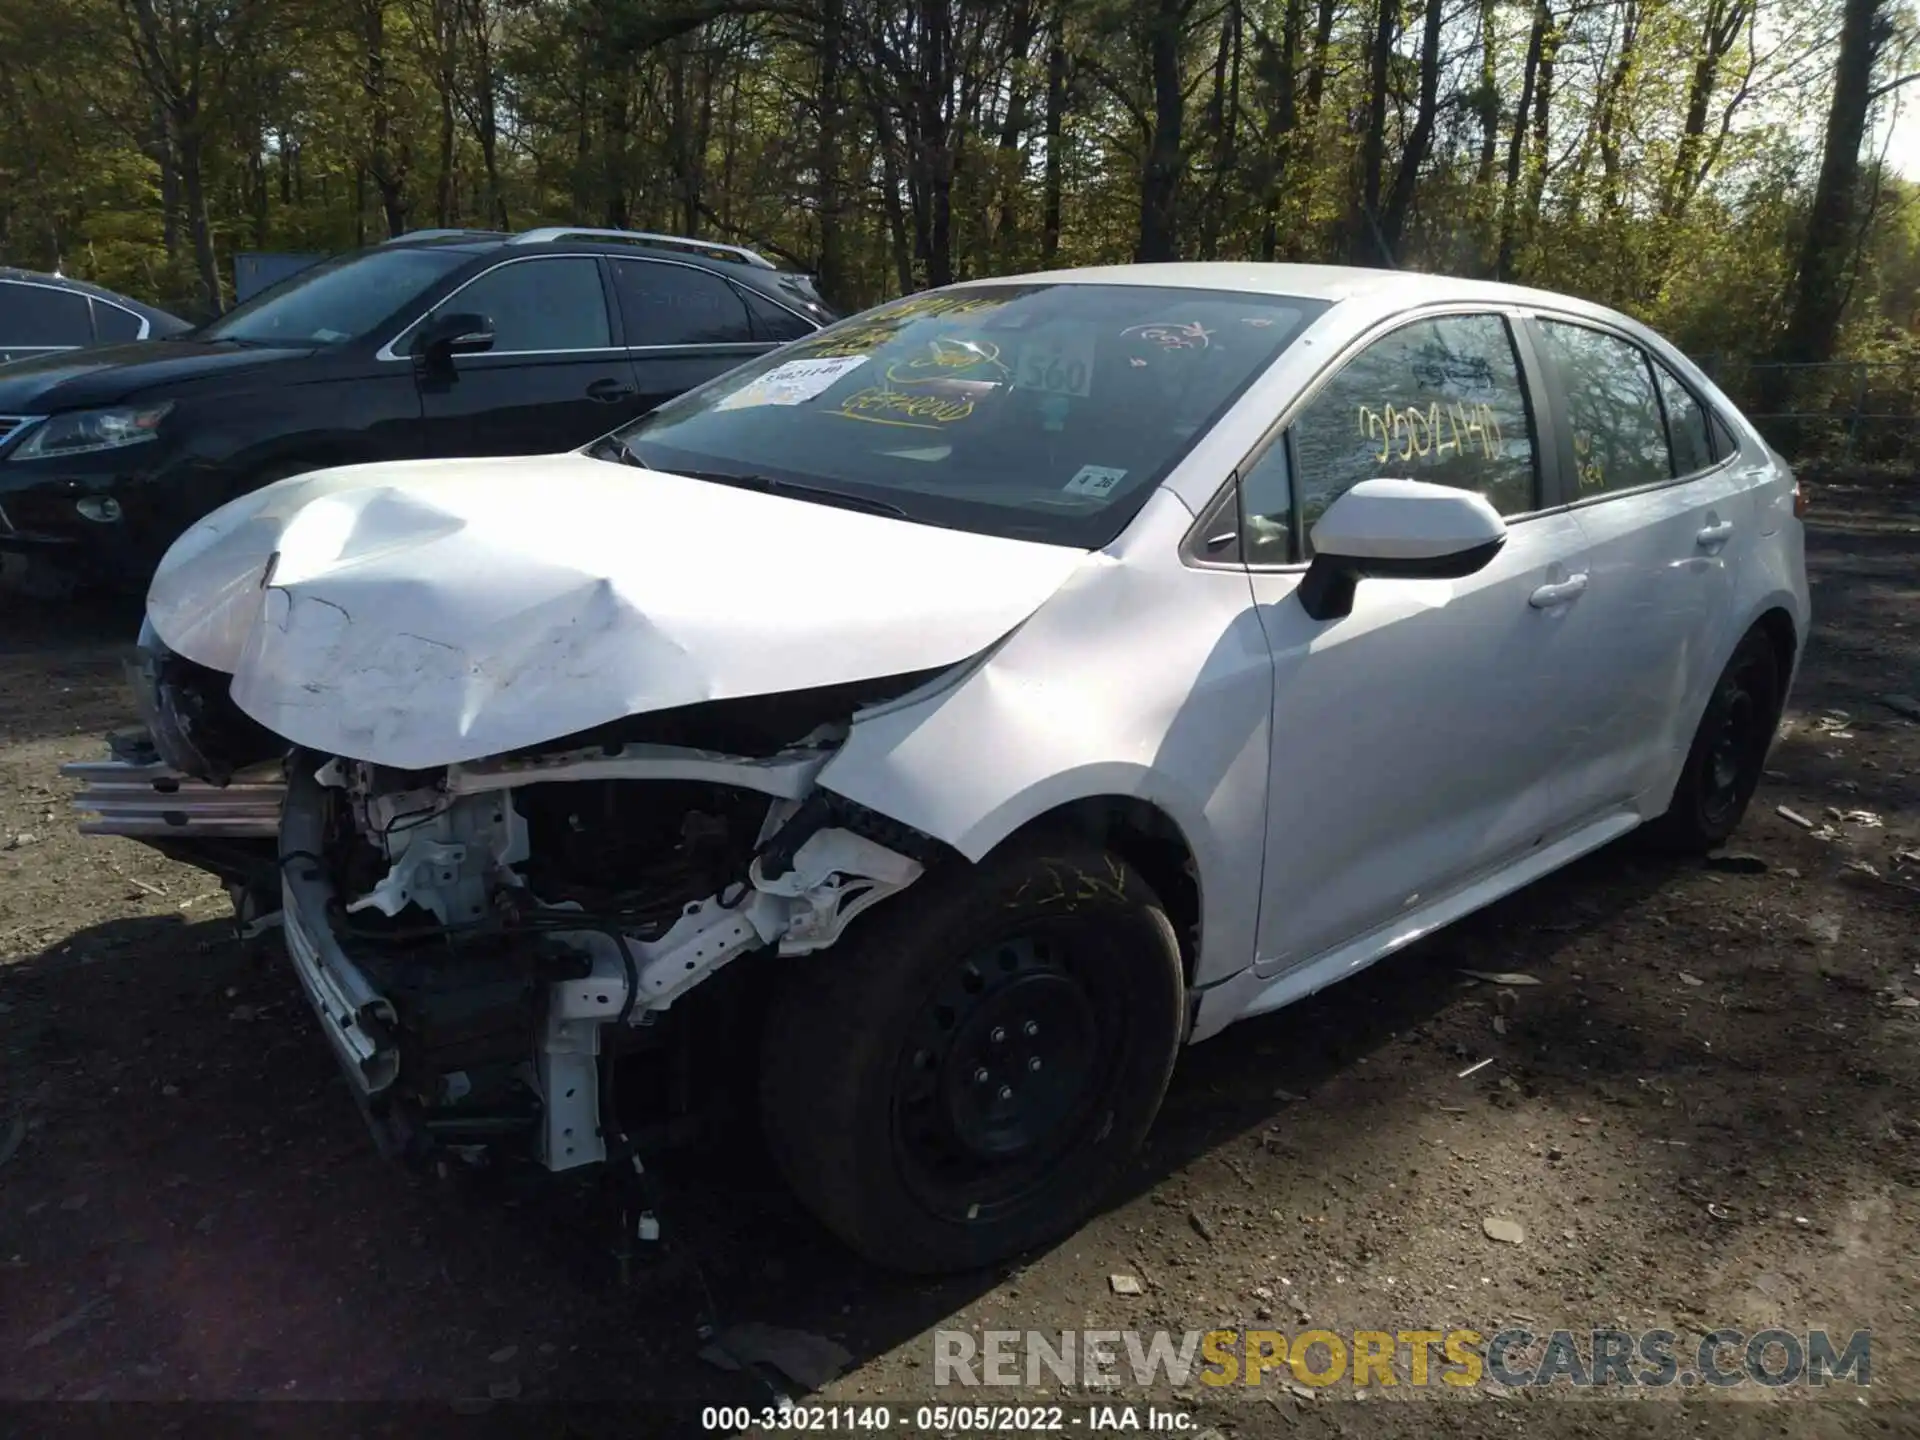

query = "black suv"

[
  {"left": 0, "top": 267, "right": 190, "bottom": 365},
  {"left": 0, "top": 229, "right": 833, "bottom": 590}
]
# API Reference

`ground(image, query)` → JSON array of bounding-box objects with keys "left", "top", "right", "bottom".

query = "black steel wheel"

[
  {"left": 760, "top": 835, "right": 1184, "bottom": 1273},
  {"left": 1644, "top": 627, "right": 1784, "bottom": 852}
]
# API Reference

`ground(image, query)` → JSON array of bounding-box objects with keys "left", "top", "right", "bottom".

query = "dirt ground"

[{"left": 0, "top": 472, "right": 1916, "bottom": 1439}]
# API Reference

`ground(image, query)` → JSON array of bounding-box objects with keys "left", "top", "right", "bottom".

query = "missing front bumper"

[
  {"left": 62, "top": 754, "right": 285, "bottom": 838},
  {"left": 280, "top": 763, "right": 401, "bottom": 1095}
]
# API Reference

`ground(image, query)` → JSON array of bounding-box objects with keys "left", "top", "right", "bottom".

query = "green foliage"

[{"left": 0, "top": 0, "right": 1911, "bottom": 392}]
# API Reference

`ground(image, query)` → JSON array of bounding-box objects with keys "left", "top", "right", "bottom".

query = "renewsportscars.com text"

[{"left": 933, "top": 1326, "right": 1871, "bottom": 1390}]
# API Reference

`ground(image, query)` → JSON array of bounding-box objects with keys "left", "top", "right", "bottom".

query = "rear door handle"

[
  {"left": 1696, "top": 520, "right": 1735, "bottom": 547},
  {"left": 1529, "top": 574, "right": 1589, "bottom": 608},
  {"left": 586, "top": 378, "right": 637, "bottom": 403}
]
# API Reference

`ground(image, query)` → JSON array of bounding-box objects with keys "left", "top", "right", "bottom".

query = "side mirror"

[
  {"left": 1297, "top": 478, "right": 1508, "bottom": 622},
  {"left": 411, "top": 311, "right": 494, "bottom": 363}
]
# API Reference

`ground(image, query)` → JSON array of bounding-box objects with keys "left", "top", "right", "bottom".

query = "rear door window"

[
  {"left": 0, "top": 282, "right": 94, "bottom": 347},
  {"left": 737, "top": 285, "right": 815, "bottom": 342},
  {"left": 1535, "top": 320, "right": 1673, "bottom": 496},
  {"left": 1709, "top": 408, "right": 1741, "bottom": 461},
  {"left": 1652, "top": 361, "right": 1714, "bottom": 476},
  {"left": 91, "top": 300, "right": 146, "bottom": 342},
  {"left": 1287, "top": 312, "right": 1539, "bottom": 551},
  {"left": 612, "top": 260, "right": 754, "bottom": 345}
]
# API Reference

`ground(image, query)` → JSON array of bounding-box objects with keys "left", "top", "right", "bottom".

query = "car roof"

[
  {"left": 949, "top": 261, "right": 1629, "bottom": 326},
  {"left": 0, "top": 266, "right": 189, "bottom": 326}
]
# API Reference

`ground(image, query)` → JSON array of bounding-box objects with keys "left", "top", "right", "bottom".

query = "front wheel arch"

[{"left": 981, "top": 796, "right": 1203, "bottom": 986}]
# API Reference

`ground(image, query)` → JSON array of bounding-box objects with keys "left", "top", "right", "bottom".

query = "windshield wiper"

[
  {"left": 663, "top": 466, "right": 911, "bottom": 520},
  {"left": 587, "top": 434, "right": 641, "bottom": 466}
]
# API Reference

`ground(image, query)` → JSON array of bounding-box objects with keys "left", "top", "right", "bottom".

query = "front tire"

[
  {"left": 1644, "top": 628, "right": 1783, "bottom": 852},
  {"left": 759, "top": 835, "right": 1185, "bottom": 1273}
]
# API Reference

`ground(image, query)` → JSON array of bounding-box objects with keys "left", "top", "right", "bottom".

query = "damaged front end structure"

[{"left": 68, "top": 640, "right": 939, "bottom": 1173}]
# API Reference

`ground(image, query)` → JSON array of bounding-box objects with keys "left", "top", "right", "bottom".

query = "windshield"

[
  {"left": 607, "top": 283, "right": 1325, "bottom": 547},
  {"left": 196, "top": 247, "right": 469, "bottom": 346}
]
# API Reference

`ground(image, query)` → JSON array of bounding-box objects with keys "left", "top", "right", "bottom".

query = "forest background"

[{"left": 2, "top": 0, "right": 1916, "bottom": 444}]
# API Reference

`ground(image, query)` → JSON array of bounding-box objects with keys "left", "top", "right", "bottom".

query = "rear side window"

[
  {"left": 440, "top": 257, "right": 613, "bottom": 352},
  {"left": 1288, "top": 312, "right": 1538, "bottom": 547},
  {"left": 1709, "top": 408, "right": 1741, "bottom": 461},
  {"left": 612, "top": 260, "right": 753, "bottom": 345},
  {"left": 1536, "top": 320, "right": 1671, "bottom": 496},
  {"left": 1652, "top": 360, "right": 1713, "bottom": 475},
  {"left": 91, "top": 300, "right": 145, "bottom": 342},
  {"left": 0, "top": 282, "right": 93, "bottom": 346},
  {"left": 737, "top": 285, "right": 815, "bottom": 342}
]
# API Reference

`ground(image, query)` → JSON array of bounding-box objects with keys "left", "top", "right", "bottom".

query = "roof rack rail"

[
  {"left": 378, "top": 228, "right": 502, "bottom": 246},
  {"left": 508, "top": 227, "right": 777, "bottom": 269}
]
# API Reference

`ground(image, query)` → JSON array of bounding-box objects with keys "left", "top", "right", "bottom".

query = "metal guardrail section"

[{"left": 60, "top": 760, "right": 285, "bottom": 838}]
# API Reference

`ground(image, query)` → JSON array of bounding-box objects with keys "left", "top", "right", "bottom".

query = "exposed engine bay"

[{"left": 69, "top": 631, "right": 946, "bottom": 1175}]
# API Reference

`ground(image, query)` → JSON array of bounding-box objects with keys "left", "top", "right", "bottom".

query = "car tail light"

[{"left": 1792, "top": 482, "right": 1810, "bottom": 517}]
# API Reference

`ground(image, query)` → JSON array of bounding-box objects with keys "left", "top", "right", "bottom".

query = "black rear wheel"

[
  {"left": 760, "top": 835, "right": 1185, "bottom": 1273},
  {"left": 1644, "top": 628, "right": 1783, "bottom": 852}
]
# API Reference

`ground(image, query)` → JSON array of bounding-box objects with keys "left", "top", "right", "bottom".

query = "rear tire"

[
  {"left": 1643, "top": 628, "right": 1783, "bottom": 853},
  {"left": 759, "top": 835, "right": 1185, "bottom": 1273}
]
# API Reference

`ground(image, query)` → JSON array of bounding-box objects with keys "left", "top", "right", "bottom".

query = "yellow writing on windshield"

[
  {"left": 883, "top": 294, "right": 1007, "bottom": 321},
  {"left": 1357, "top": 402, "right": 1504, "bottom": 464},
  {"left": 885, "top": 337, "right": 1005, "bottom": 385},
  {"left": 832, "top": 386, "right": 976, "bottom": 429},
  {"left": 799, "top": 324, "right": 899, "bottom": 359},
  {"left": 795, "top": 297, "right": 1009, "bottom": 360}
]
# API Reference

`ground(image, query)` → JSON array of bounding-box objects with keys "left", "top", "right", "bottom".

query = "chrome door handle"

[
  {"left": 1696, "top": 520, "right": 1735, "bottom": 547},
  {"left": 1529, "top": 574, "right": 1589, "bottom": 608}
]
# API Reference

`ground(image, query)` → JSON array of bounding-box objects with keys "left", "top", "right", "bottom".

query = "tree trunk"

[
  {"left": 1495, "top": 3, "right": 1546, "bottom": 279},
  {"left": 1348, "top": 0, "right": 1396, "bottom": 263},
  {"left": 1662, "top": 0, "right": 1746, "bottom": 223},
  {"left": 458, "top": 0, "right": 507, "bottom": 228},
  {"left": 1592, "top": 0, "right": 1639, "bottom": 218},
  {"left": 1257, "top": 0, "right": 1302, "bottom": 260},
  {"left": 1303, "top": 0, "right": 1336, "bottom": 116},
  {"left": 1195, "top": 1, "right": 1240, "bottom": 259},
  {"left": 364, "top": 0, "right": 409, "bottom": 235},
  {"left": 1135, "top": 0, "right": 1186, "bottom": 262},
  {"left": 1474, "top": 0, "right": 1499, "bottom": 189},
  {"left": 247, "top": 130, "right": 269, "bottom": 249},
  {"left": 150, "top": 99, "right": 181, "bottom": 259},
  {"left": 179, "top": 121, "right": 221, "bottom": 314},
  {"left": 817, "top": 0, "right": 847, "bottom": 299},
  {"left": 436, "top": 91, "right": 457, "bottom": 227},
  {"left": 871, "top": 99, "right": 915, "bottom": 293},
  {"left": 1497, "top": 5, "right": 1559, "bottom": 278},
  {"left": 994, "top": 0, "right": 1039, "bottom": 267},
  {"left": 1770, "top": 0, "right": 1890, "bottom": 382},
  {"left": 1377, "top": 0, "right": 1445, "bottom": 263},
  {"left": 1042, "top": 0, "right": 1066, "bottom": 263},
  {"left": 428, "top": 0, "right": 458, "bottom": 228},
  {"left": 606, "top": 49, "right": 634, "bottom": 230}
]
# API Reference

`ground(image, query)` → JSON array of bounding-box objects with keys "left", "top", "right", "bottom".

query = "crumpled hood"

[{"left": 147, "top": 453, "right": 1088, "bottom": 770}]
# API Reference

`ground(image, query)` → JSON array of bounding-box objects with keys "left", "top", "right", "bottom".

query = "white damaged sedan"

[{"left": 67, "top": 264, "right": 1809, "bottom": 1272}]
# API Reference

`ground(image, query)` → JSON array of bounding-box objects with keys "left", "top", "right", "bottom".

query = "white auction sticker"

[
  {"left": 1062, "top": 464, "right": 1127, "bottom": 497},
  {"left": 714, "top": 354, "right": 868, "bottom": 410}
]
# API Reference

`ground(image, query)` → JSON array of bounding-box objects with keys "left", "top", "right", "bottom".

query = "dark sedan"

[
  {"left": 0, "top": 268, "right": 190, "bottom": 365},
  {"left": 0, "top": 228, "right": 832, "bottom": 591}
]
